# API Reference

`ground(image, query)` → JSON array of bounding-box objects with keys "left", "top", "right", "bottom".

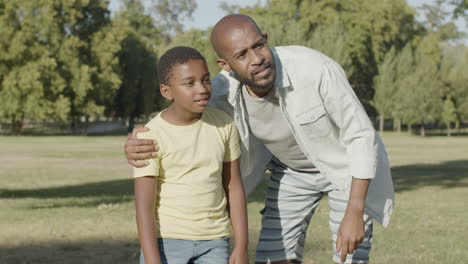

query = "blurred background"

[
  {"left": 0, "top": 0, "right": 467, "bottom": 263},
  {"left": 0, "top": 0, "right": 467, "bottom": 135}
]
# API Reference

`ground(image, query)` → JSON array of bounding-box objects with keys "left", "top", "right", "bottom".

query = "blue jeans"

[{"left": 140, "top": 237, "right": 230, "bottom": 264}]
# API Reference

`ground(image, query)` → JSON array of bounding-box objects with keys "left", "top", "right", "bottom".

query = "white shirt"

[
  {"left": 241, "top": 86, "right": 317, "bottom": 172},
  {"left": 210, "top": 45, "right": 394, "bottom": 227}
]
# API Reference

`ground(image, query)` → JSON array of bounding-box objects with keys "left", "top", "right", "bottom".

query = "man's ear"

[
  {"left": 216, "top": 58, "right": 233, "bottom": 73},
  {"left": 263, "top": 33, "right": 268, "bottom": 42},
  {"left": 160, "top": 84, "right": 173, "bottom": 101}
]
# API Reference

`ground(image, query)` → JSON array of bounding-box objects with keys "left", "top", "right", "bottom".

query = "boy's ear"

[
  {"left": 160, "top": 84, "right": 173, "bottom": 101},
  {"left": 216, "top": 58, "right": 233, "bottom": 73}
]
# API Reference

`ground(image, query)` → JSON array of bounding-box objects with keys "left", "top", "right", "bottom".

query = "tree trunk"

[
  {"left": 421, "top": 124, "right": 425, "bottom": 137},
  {"left": 455, "top": 120, "right": 460, "bottom": 134},
  {"left": 379, "top": 113, "right": 384, "bottom": 133},
  {"left": 11, "top": 114, "right": 24, "bottom": 135},
  {"left": 128, "top": 116, "right": 135, "bottom": 133},
  {"left": 447, "top": 122, "right": 451, "bottom": 137},
  {"left": 396, "top": 119, "right": 401, "bottom": 133}
]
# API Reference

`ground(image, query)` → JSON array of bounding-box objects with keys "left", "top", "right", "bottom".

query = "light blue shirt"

[{"left": 210, "top": 45, "right": 394, "bottom": 227}]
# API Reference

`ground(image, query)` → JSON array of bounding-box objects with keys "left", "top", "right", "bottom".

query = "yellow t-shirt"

[{"left": 133, "top": 107, "right": 241, "bottom": 240}]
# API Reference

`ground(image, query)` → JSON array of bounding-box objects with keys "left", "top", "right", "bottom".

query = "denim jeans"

[{"left": 140, "top": 237, "right": 230, "bottom": 264}]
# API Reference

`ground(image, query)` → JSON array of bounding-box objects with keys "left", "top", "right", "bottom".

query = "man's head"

[{"left": 211, "top": 14, "right": 275, "bottom": 96}]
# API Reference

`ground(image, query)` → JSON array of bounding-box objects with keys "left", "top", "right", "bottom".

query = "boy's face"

[{"left": 162, "top": 59, "right": 212, "bottom": 115}]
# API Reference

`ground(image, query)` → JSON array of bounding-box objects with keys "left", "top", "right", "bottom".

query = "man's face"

[{"left": 219, "top": 25, "right": 275, "bottom": 92}]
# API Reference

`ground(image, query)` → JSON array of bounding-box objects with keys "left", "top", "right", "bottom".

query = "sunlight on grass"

[{"left": 1, "top": 133, "right": 467, "bottom": 263}]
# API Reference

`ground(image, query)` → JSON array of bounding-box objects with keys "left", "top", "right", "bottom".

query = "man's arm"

[
  {"left": 336, "top": 178, "right": 370, "bottom": 263},
  {"left": 125, "top": 127, "right": 158, "bottom": 167},
  {"left": 135, "top": 176, "right": 161, "bottom": 264},
  {"left": 222, "top": 159, "right": 249, "bottom": 264},
  {"left": 317, "top": 59, "right": 375, "bottom": 262}
]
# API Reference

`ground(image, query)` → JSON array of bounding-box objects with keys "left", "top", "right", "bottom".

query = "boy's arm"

[
  {"left": 222, "top": 158, "right": 249, "bottom": 264},
  {"left": 135, "top": 176, "right": 161, "bottom": 264}
]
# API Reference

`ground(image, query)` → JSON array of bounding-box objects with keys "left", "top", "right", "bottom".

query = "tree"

[
  {"left": 150, "top": 0, "right": 197, "bottom": 40},
  {"left": 439, "top": 44, "right": 468, "bottom": 131},
  {"left": 442, "top": 96, "right": 457, "bottom": 136},
  {"left": 113, "top": 0, "right": 161, "bottom": 131},
  {"left": 0, "top": 0, "right": 123, "bottom": 133},
  {"left": 373, "top": 48, "right": 398, "bottom": 133},
  {"left": 397, "top": 40, "right": 443, "bottom": 136},
  {"left": 235, "top": 0, "right": 421, "bottom": 118},
  {"left": 161, "top": 28, "right": 218, "bottom": 76}
]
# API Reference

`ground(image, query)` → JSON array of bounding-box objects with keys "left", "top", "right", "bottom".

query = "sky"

[{"left": 109, "top": 0, "right": 467, "bottom": 41}]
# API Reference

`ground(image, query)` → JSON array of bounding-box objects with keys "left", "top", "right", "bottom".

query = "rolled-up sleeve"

[{"left": 319, "top": 60, "right": 377, "bottom": 179}]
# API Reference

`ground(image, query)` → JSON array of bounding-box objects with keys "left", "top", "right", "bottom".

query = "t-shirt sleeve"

[
  {"left": 133, "top": 130, "right": 160, "bottom": 178},
  {"left": 223, "top": 119, "right": 241, "bottom": 162}
]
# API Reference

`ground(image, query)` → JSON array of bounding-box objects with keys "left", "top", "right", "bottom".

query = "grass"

[{"left": 0, "top": 133, "right": 467, "bottom": 263}]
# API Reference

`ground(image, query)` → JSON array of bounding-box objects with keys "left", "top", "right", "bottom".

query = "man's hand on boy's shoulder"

[
  {"left": 229, "top": 247, "right": 249, "bottom": 264},
  {"left": 125, "top": 126, "right": 159, "bottom": 168}
]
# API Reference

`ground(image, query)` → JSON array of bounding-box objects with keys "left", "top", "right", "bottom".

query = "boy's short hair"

[{"left": 158, "top": 46, "right": 207, "bottom": 86}]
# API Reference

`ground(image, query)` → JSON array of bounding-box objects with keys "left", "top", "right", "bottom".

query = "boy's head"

[{"left": 158, "top": 46, "right": 211, "bottom": 114}]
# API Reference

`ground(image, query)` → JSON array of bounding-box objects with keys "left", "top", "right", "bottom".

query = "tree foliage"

[
  {"left": 0, "top": 0, "right": 123, "bottom": 132},
  {"left": 113, "top": 0, "right": 161, "bottom": 131},
  {"left": 236, "top": 0, "right": 421, "bottom": 116}
]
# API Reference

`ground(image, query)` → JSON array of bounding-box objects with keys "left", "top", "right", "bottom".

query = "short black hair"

[{"left": 158, "top": 46, "right": 207, "bottom": 86}]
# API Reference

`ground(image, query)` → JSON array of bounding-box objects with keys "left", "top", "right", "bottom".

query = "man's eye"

[
  {"left": 237, "top": 53, "right": 246, "bottom": 60},
  {"left": 256, "top": 42, "right": 265, "bottom": 49}
]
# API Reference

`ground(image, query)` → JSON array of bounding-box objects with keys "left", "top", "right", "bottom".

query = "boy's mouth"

[{"left": 194, "top": 96, "right": 210, "bottom": 106}]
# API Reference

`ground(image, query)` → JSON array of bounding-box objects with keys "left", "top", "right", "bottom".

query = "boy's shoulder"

[
  {"left": 136, "top": 113, "right": 163, "bottom": 140},
  {"left": 144, "top": 113, "right": 163, "bottom": 130}
]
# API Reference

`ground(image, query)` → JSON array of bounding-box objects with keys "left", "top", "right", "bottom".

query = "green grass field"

[{"left": 1, "top": 133, "right": 467, "bottom": 263}]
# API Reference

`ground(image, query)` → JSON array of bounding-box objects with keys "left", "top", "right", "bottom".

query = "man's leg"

[
  {"left": 328, "top": 189, "right": 374, "bottom": 264},
  {"left": 255, "top": 164, "right": 334, "bottom": 263}
]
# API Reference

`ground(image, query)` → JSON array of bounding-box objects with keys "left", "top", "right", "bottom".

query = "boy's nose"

[{"left": 195, "top": 83, "right": 209, "bottom": 93}]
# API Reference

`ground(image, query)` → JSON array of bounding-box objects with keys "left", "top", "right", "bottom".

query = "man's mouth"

[{"left": 253, "top": 63, "right": 271, "bottom": 77}]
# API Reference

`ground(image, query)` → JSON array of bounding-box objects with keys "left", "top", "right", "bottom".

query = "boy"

[{"left": 133, "top": 46, "right": 248, "bottom": 264}]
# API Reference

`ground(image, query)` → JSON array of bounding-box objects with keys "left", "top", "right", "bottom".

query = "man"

[{"left": 125, "top": 14, "right": 394, "bottom": 264}]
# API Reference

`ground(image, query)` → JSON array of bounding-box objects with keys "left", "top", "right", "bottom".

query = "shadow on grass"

[
  {"left": 0, "top": 240, "right": 140, "bottom": 264},
  {"left": 0, "top": 179, "right": 133, "bottom": 207},
  {"left": 2, "top": 159, "right": 467, "bottom": 205},
  {"left": 391, "top": 159, "right": 468, "bottom": 192},
  {"left": 246, "top": 159, "right": 468, "bottom": 203}
]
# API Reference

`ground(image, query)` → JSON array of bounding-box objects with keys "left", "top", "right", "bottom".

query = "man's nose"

[{"left": 249, "top": 49, "right": 264, "bottom": 65}]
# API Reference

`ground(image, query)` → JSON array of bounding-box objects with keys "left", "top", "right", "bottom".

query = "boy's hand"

[
  {"left": 229, "top": 247, "right": 249, "bottom": 264},
  {"left": 336, "top": 211, "right": 365, "bottom": 263},
  {"left": 125, "top": 126, "right": 158, "bottom": 167}
]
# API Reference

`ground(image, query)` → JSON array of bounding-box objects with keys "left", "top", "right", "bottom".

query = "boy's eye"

[
  {"left": 185, "top": 81, "right": 194, "bottom": 86},
  {"left": 204, "top": 78, "right": 211, "bottom": 84}
]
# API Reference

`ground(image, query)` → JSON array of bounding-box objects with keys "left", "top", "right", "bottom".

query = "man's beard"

[{"left": 235, "top": 74, "right": 274, "bottom": 91}]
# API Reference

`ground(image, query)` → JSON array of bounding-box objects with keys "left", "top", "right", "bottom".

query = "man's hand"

[
  {"left": 336, "top": 209, "right": 365, "bottom": 263},
  {"left": 229, "top": 247, "right": 249, "bottom": 264},
  {"left": 336, "top": 177, "right": 370, "bottom": 263},
  {"left": 124, "top": 126, "right": 158, "bottom": 167}
]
